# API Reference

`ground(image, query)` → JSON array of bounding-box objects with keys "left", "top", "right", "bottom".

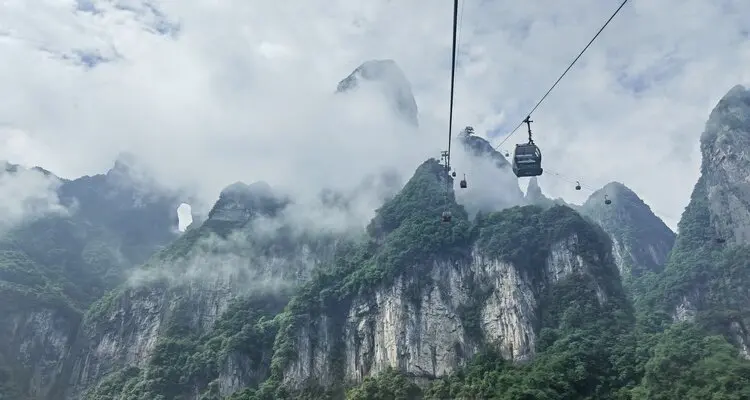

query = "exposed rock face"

[
  {"left": 699, "top": 84, "right": 750, "bottom": 245},
  {"left": 64, "top": 283, "right": 229, "bottom": 399},
  {"left": 524, "top": 177, "right": 546, "bottom": 205},
  {"left": 1, "top": 306, "right": 79, "bottom": 399},
  {"left": 581, "top": 182, "right": 676, "bottom": 278},
  {"left": 337, "top": 59, "right": 419, "bottom": 126},
  {"left": 282, "top": 232, "right": 615, "bottom": 388},
  {"left": 659, "top": 85, "right": 750, "bottom": 358}
]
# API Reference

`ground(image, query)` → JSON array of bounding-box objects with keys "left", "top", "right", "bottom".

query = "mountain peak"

[
  {"left": 459, "top": 129, "right": 511, "bottom": 169},
  {"left": 336, "top": 59, "right": 419, "bottom": 126},
  {"left": 206, "top": 181, "right": 287, "bottom": 230},
  {"left": 367, "top": 158, "right": 465, "bottom": 238},
  {"left": 695, "top": 83, "right": 750, "bottom": 245},
  {"left": 702, "top": 84, "right": 750, "bottom": 145},
  {"left": 581, "top": 181, "right": 675, "bottom": 277},
  {"left": 525, "top": 177, "right": 545, "bottom": 203},
  {"left": 105, "top": 151, "right": 149, "bottom": 187}
]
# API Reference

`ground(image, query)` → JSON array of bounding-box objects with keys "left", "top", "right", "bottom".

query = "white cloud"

[
  {"left": 1, "top": 0, "right": 750, "bottom": 230},
  {"left": 0, "top": 165, "right": 68, "bottom": 232}
]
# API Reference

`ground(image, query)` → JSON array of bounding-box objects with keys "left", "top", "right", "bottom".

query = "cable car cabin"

[
  {"left": 460, "top": 174, "right": 467, "bottom": 189},
  {"left": 512, "top": 143, "right": 543, "bottom": 178},
  {"left": 441, "top": 211, "right": 452, "bottom": 223}
]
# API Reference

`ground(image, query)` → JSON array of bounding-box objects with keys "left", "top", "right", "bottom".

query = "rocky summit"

[
  {"left": 336, "top": 59, "right": 420, "bottom": 127},
  {"left": 1, "top": 67, "right": 750, "bottom": 400}
]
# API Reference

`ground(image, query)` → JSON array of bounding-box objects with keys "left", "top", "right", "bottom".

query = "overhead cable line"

[
  {"left": 543, "top": 168, "right": 680, "bottom": 223},
  {"left": 493, "top": 0, "right": 629, "bottom": 150},
  {"left": 445, "top": 0, "right": 460, "bottom": 170},
  {"left": 440, "top": 0, "right": 462, "bottom": 223}
]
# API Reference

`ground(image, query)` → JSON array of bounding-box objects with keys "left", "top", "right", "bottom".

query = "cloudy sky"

[{"left": 1, "top": 0, "right": 750, "bottom": 230}]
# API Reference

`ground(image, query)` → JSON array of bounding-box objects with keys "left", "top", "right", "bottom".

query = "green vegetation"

[
  {"left": 0, "top": 212, "right": 152, "bottom": 398},
  {"left": 631, "top": 323, "right": 750, "bottom": 399},
  {"left": 0, "top": 216, "right": 130, "bottom": 312}
]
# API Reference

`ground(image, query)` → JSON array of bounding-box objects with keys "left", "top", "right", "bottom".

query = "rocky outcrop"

[
  {"left": 658, "top": 84, "right": 750, "bottom": 358},
  {"left": 63, "top": 283, "right": 229, "bottom": 399},
  {"left": 699, "top": 84, "right": 750, "bottom": 245}
]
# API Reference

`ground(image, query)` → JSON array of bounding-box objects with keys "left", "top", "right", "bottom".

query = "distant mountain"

[
  {"left": 337, "top": 59, "right": 419, "bottom": 126},
  {"left": 0, "top": 154, "right": 192, "bottom": 398},
  {"left": 580, "top": 181, "right": 675, "bottom": 279}
]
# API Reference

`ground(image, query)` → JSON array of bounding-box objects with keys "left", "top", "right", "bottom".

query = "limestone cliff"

[
  {"left": 268, "top": 159, "right": 627, "bottom": 395},
  {"left": 646, "top": 84, "right": 750, "bottom": 359}
]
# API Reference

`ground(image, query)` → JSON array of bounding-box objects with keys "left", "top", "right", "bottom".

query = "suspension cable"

[
  {"left": 493, "top": 0, "right": 629, "bottom": 150},
  {"left": 446, "top": 0, "right": 460, "bottom": 170},
  {"left": 542, "top": 168, "right": 680, "bottom": 224}
]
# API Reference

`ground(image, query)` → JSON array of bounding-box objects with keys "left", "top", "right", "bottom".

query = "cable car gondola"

[
  {"left": 512, "top": 116, "right": 543, "bottom": 178},
  {"left": 441, "top": 211, "right": 452, "bottom": 222},
  {"left": 460, "top": 174, "right": 467, "bottom": 189},
  {"left": 604, "top": 194, "right": 611, "bottom": 205},
  {"left": 575, "top": 181, "right": 581, "bottom": 190}
]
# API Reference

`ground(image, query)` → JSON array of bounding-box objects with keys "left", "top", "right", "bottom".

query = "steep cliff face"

[
  {"left": 266, "top": 159, "right": 627, "bottom": 396},
  {"left": 0, "top": 155, "right": 191, "bottom": 399},
  {"left": 644, "top": 84, "right": 750, "bottom": 359},
  {"left": 68, "top": 181, "right": 346, "bottom": 400},
  {"left": 581, "top": 182, "right": 676, "bottom": 279},
  {"left": 700, "top": 85, "right": 750, "bottom": 245},
  {"left": 0, "top": 288, "right": 79, "bottom": 400}
]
